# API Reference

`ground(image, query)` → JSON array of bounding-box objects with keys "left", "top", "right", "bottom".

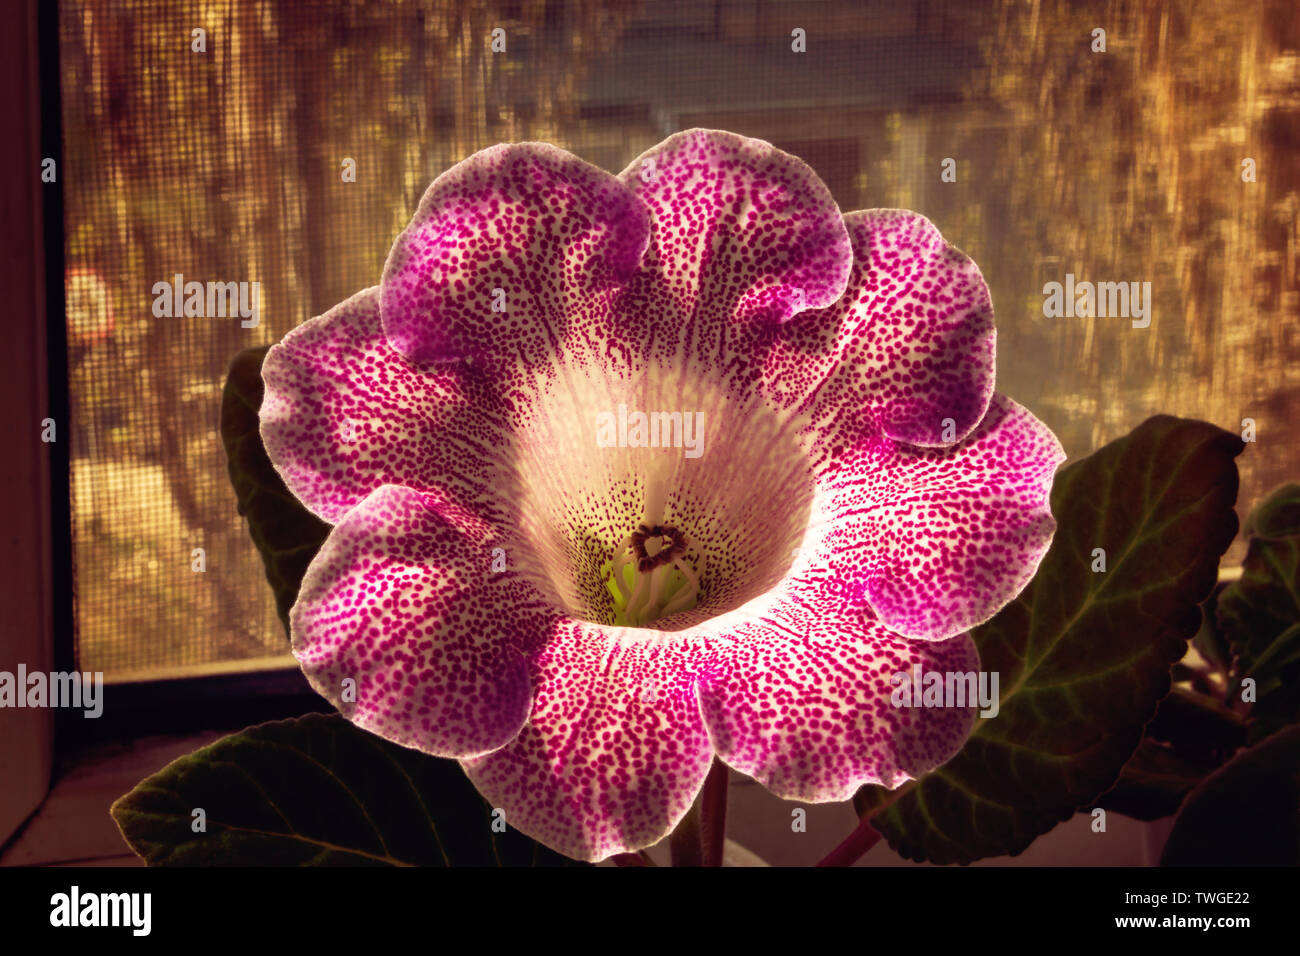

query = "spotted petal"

[
  {"left": 697, "top": 606, "right": 982, "bottom": 801},
  {"left": 803, "top": 393, "right": 1065, "bottom": 641},
  {"left": 572, "top": 128, "right": 853, "bottom": 399},
  {"left": 260, "top": 287, "right": 515, "bottom": 525},
  {"left": 461, "top": 623, "right": 715, "bottom": 862},
  {"left": 380, "top": 142, "right": 650, "bottom": 367},
  {"left": 291, "top": 484, "right": 540, "bottom": 758},
  {"left": 790, "top": 209, "right": 997, "bottom": 449}
]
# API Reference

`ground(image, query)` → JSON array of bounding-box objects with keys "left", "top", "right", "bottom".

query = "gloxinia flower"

[{"left": 260, "top": 129, "right": 1065, "bottom": 862}]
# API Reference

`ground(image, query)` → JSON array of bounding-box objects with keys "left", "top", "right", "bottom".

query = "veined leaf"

[
  {"left": 111, "top": 714, "right": 585, "bottom": 867},
  {"left": 855, "top": 417, "right": 1242, "bottom": 863},
  {"left": 220, "top": 346, "right": 330, "bottom": 635}
]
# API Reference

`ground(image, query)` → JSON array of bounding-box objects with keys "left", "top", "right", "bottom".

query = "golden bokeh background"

[{"left": 59, "top": 1, "right": 1299, "bottom": 675}]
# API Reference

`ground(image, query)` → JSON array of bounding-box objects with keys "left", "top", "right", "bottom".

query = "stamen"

[
  {"left": 604, "top": 523, "right": 702, "bottom": 627},
  {"left": 644, "top": 565, "right": 669, "bottom": 615},
  {"left": 624, "top": 564, "right": 653, "bottom": 625},
  {"left": 659, "top": 559, "right": 700, "bottom": 618},
  {"left": 610, "top": 532, "right": 636, "bottom": 606}
]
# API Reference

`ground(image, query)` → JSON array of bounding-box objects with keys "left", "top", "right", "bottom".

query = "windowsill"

[
  {"left": 0, "top": 730, "right": 226, "bottom": 866},
  {"left": 2, "top": 729, "right": 1169, "bottom": 867},
  {"left": 104, "top": 655, "right": 298, "bottom": 685}
]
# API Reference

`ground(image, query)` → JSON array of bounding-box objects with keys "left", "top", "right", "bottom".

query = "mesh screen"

[{"left": 59, "top": 0, "right": 1299, "bottom": 677}]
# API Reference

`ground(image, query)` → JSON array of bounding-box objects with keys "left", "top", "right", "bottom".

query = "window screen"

[{"left": 59, "top": 0, "right": 1299, "bottom": 679}]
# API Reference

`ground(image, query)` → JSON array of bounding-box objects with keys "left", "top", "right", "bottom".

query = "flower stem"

[
  {"left": 669, "top": 757, "right": 729, "bottom": 866},
  {"left": 817, "top": 815, "right": 883, "bottom": 867},
  {"left": 668, "top": 797, "right": 703, "bottom": 867},
  {"left": 611, "top": 851, "right": 655, "bottom": 867},
  {"left": 699, "top": 759, "right": 729, "bottom": 867},
  {"left": 817, "top": 780, "right": 916, "bottom": 867}
]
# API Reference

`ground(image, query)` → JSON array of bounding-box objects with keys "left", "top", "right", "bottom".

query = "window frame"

[{"left": 41, "top": 1, "right": 324, "bottom": 754}]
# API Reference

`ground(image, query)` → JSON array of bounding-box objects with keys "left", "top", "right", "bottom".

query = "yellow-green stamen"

[{"left": 601, "top": 524, "right": 701, "bottom": 627}]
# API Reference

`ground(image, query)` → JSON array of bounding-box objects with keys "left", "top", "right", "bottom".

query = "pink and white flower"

[{"left": 260, "top": 129, "right": 1065, "bottom": 861}]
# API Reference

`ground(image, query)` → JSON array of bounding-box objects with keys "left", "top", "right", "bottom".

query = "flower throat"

[{"left": 601, "top": 523, "right": 701, "bottom": 627}]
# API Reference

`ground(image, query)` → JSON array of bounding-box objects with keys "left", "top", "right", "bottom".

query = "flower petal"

[
  {"left": 698, "top": 607, "right": 981, "bottom": 801},
  {"left": 461, "top": 623, "right": 714, "bottom": 861},
  {"left": 380, "top": 142, "right": 650, "bottom": 366},
  {"left": 291, "top": 484, "right": 540, "bottom": 758},
  {"left": 805, "top": 393, "right": 1065, "bottom": 641},
  {"left": 794, "top": 209, "right": 997, "bottom": 448},
  {"left": 260, "top": 286, "right": 513, "bottom": 525},
  {"left": 613, "top": 129, "right": 852, "bottom": 341},
  {"left": 759, "top": 208, "right": 987, "bottom": 452}
]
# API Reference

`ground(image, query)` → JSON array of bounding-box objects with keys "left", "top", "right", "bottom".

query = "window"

[{"left": 56, "top": 0, "right": 1298, "bottom": 687}]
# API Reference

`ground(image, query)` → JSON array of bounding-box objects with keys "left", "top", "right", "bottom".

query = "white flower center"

[{"left": 502, "top": 363, "right": 817, "bottom": 633}]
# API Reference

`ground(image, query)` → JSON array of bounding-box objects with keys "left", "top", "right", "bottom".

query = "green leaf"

[
  {"left": 1190, "top": 582, "right": 1233, "bottom": 678},
  {"left": 1241, "top": 481, "right": 1300, "bottom": 539},
  {"left": 220, "top": 346, "right": 330, "bottom": 635},
  {"left": 1141, "top": 686, "right": 1246, "bottom": 761},
  {"left": 1160, "top": 723, "right": 1300, "bottom": 866},
  {"left": 1232, "top": 620, "right": 1300, "bottom": 743},
  {"left": 1096, "top": 688, "right": 1246, "bottom": 821},
  {"left": 1096, "top": 739, "right": 1223, "bottom": 822},
  {"left": 1217, "top": 483, "right": 1300, "bottom": 740},
  {"left": 855, "top": 416, "right": 1242, "bottom": 863},
  {"left": 110, "top": 714, "right": 585, "bottom": 866}
]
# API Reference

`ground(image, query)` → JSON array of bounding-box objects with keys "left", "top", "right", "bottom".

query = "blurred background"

[{"left": 58, "top": 0, "right": 1299, "bottom": 680}]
